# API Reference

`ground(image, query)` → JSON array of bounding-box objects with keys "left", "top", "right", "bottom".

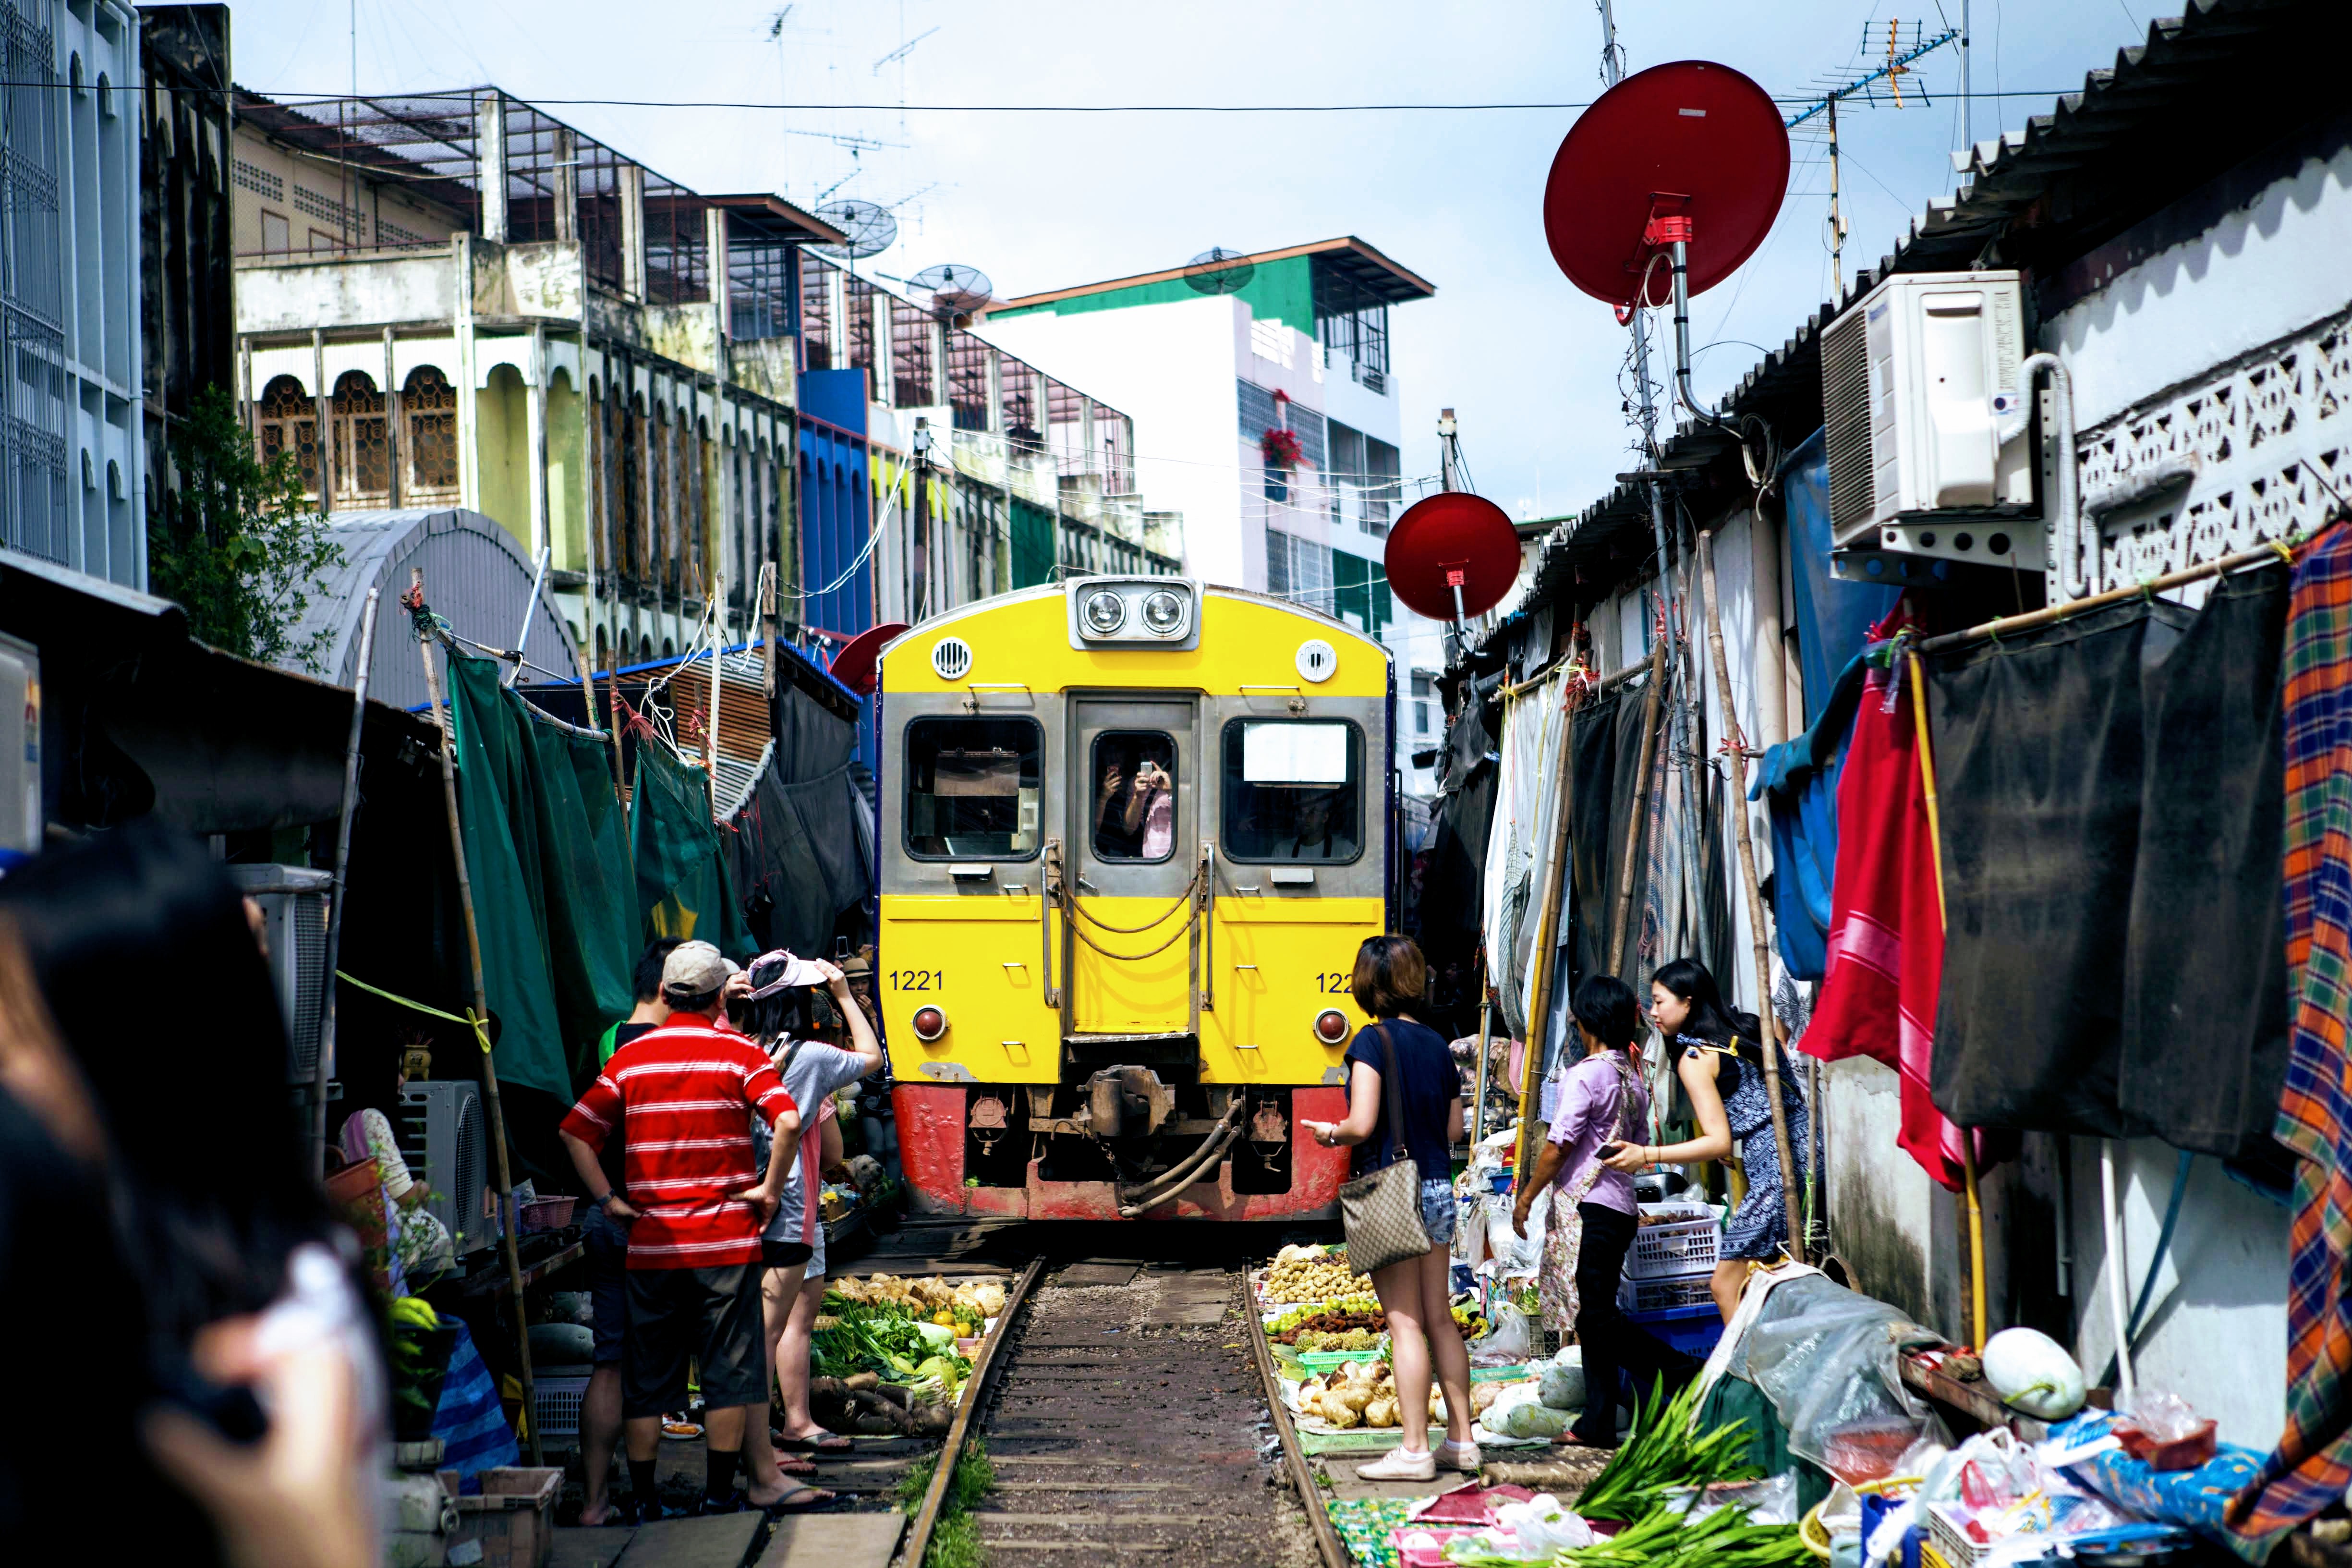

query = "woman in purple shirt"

[{"left": 1511, "top": 976, "right": 1695, "bottom": 1446}]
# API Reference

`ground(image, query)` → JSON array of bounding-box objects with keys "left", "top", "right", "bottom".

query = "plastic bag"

[
  {"left": 1539, "top": 1345, "right": 1586, "bottom": 1411},
  {"left": 1743, "top": 1275, "right": 1948, "bottom": 1481},
  {"left": 1665, "top": 1471, "right": 1800, "bottom": 1527},
  {"left": 1473, "top": 1300, "right": 1532, "bottom": 1362},
  {"left": 1495, "top": 1493, "right": 1594, "bottom": 1553},
  {"left": 2117, "top": 1390, "right": 2202, "bottom": 1444}
]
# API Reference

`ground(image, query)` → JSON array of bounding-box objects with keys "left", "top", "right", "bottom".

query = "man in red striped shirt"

[{"left": 560, "top": 941, "right": 801, "bottom": 1517}]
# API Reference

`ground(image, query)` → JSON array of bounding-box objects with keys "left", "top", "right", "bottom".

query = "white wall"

[{"left": 979, "top": 295, "right": 1245, "bottom": 585}]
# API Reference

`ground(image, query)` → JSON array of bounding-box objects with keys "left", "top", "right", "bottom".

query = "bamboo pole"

[
  {"left": 1469, "top": 957, "right": 1493, "bottom": 1147},
  {"left": 411, "top": 567, "right": 543, "bottom": 1466},
  {"left": 1916, "top": 542, "right": 2282, "bottom": 655},
  {"left": 1607, "top": 635, "right": 1671, "bottom": 976},
  {"left": 314, "top": 586, "right": 381, "bottom": 1178},
  {"left": 1697, "top": 532, "right": 1806, "bottom": 1264},
  {"left": 1905, "top": 645, "right": 1987, "bottom": 1347},
  {"left": 1513, "top": 677, "right": 1579, "bottom": 1181}
]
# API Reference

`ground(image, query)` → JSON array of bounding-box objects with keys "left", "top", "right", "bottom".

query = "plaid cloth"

[{"left": 2235, "top": 522, "right": 2352, "bottom": 1535}]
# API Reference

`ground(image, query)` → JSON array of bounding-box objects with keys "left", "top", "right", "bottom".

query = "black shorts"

[
  {"left": 621, "top": 1262, "right": 765, "bottom": 1419},
  {"left": 761, "top": 1238, "right": 814, "bottom": 1269},
  {"left": 582, "top": 1207, "right": 630, "bottom": 1366}
]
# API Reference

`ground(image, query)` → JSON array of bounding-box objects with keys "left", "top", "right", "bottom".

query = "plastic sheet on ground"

[
  {"left": 2044, "top": 1410, "right": 2289, "bottom": 1564},
  {"left": 1740, "top": 1273, "right": 1947, "bottom": 1482}
]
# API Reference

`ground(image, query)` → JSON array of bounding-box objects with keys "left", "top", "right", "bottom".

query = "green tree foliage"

[{"left": 148, "top": 386, "right": 344, "bottom": 672}]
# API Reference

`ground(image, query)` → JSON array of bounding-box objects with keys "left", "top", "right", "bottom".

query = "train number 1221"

[
  {"left": 892, "top": 969, "right": 945, "bottom": 991},
  {"left": 1316, "top": 972, "right": 1350, "bottom": 993}
]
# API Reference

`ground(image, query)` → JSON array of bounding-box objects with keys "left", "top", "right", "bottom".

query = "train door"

[{"left": 1064, "top": 694, "right": 1200, "bottom": 1038}]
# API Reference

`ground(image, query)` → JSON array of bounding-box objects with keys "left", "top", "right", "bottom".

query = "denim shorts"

[
  {"left": 581, "top": 1204, "right": 629, "bottom": 1366},
  {"left": 1420, "top": 1177, "right": 1457, "bottom": 1246}
]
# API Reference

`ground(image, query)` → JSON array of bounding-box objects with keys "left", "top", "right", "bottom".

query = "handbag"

[{"left": 1336, "top": 1021, "right": 1434, "bottom": 1274}]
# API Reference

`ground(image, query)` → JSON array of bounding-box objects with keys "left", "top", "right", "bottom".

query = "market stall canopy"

[
  {"left": 285, "top": 509, "right": 585, "bottom": 710},
  {"left": 0, "top": 548, "right": 438, "bottom": 835}
]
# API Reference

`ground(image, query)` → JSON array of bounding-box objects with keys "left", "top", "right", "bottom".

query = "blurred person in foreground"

[
  {"left": 0, "top": 821, "right": 377, "bottom": 1567},
  {"left": 559, "top": 941, "right": 801, "bottom": 1517},
  {"left": 731, "top": 952, "right": 886, "bottom": 1508}
]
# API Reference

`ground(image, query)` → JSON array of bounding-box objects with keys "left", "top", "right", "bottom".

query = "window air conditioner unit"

[
  {"left": 0, "top": 632, "right": 38, "bottom": 862},
  {"left": 227, "top": 863, "right": 333, "bottom": 1087},
  {"left": 399, "top": 1079, "right": 493, "bottom": 1258},
  {"left": 1821, "top": 270, "right": 2041, "bottom": 573}
]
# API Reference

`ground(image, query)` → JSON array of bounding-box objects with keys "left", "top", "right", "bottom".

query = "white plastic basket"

[
  {"left": 1617, "top": 1273, "right": 1717, "bottom": 1314},
  {"left": 1625, "top": 1214, "right": 1721, "bottom": 1280}
]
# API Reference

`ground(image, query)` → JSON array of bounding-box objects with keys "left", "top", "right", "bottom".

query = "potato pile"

[
  {"left": 1263, "top": 1244, "right": 1372, "bottom": 1304},
  {"left": 1297, "top": 1361, "right": 1505, "bottom": 1430},
  {"left": 831, "top": 1273, "right": 1008, "bottom": 1322}
]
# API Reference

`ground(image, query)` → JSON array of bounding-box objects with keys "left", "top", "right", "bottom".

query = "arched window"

[
  {"left": 621, "top": 393, "right": 645, "bottom": 580},
  {"left": 332, "top": 370, "right": 388, "bottom": 498},
  {"left": 404, "top": 366, "right": 459, "bottom": 493},
  {"left": 256, "top": 375, "right": 317, "bottom": 495},
  {"left": 650, "top": 403, "right": 671, "bottom": 593},
  {"left": 639, "top": 632, "right": 653, "bottom": 663}
]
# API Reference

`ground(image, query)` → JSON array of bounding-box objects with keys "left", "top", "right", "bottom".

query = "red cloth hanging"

[{"left": 1801, "top": 632, "right": 1973, "bottom": 1192}]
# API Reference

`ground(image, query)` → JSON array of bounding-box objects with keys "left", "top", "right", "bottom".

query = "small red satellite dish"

[
  {"left": 828, "top": 620, "right": 909, "bottom": 696},
  {"left": 1542, "top": 61, "right": 1789, "bottom": 309},
  {"left": 1384, "top": 493, "right": 1521, "bottom": 622}
]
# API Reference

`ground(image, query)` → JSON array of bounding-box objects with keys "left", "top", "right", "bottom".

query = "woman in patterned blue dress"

[{"left": 1601, "top": 958, "right": 1810, "bottom": 1322}]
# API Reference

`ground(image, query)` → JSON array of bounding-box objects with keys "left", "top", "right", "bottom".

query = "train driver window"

[
  {"left": 1091, "top": 731, "right": 1176, "bottom": 862},
  {"left": 1221, "top": 720, "right": 1363, "bottom": 863},
  {"left": 904, "top": 717, "right": 1042, "bottom": 859}
]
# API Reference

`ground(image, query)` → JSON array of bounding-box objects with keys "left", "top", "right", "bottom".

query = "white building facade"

[{"left": 982, "top": 238, "right": 1450, "bottom": 795}]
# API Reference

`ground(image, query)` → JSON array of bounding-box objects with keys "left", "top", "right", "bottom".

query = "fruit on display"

[
  {"left": 1268, "top": 1297, "right": 1384, "bottom": 1345},
  {"left": 1262, "top": 1245, "right": 1373, "bottom": 1304}
]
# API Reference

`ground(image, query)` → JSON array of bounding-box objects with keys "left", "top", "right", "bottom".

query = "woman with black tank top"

[
  {"left": 1298, "top": 936, "right": 1477, "bottom": 1482},
  {"left": 1600, "top": 958, "right": 1811, "bottom": 1322}
]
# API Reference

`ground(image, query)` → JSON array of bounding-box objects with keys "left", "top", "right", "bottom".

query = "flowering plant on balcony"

[{"left": 1260, "top": 427, "right": 1305, "bottom": 469}]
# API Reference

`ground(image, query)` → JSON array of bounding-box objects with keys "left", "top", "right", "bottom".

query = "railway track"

[{"left": 898, "top": 1249, "right": 1345, "bottom": 1568}]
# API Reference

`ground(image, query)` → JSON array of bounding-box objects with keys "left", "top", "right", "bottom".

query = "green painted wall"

[
  {"left": 1010, "top": 497, "right": 1056, "bottom": 589},
  {"left": 992, "top": 255, "right": 1318, "bottom": 336},
  {"left": 1334, "top": 552, "right": 1393, "bottom": 637},
  {"left": 477, "top": 364, "right": 530, "bottom": 556},
  {"left": 547, "top": 369, "right": 585, "bottom": 572}
]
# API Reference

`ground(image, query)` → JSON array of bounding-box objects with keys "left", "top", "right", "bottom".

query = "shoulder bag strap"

[{"left": 1373, "top": 1021, "right": 1411, "bottom": 1166}]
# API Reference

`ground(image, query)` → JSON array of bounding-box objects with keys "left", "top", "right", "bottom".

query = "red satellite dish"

[
  {"left": 828, "top": 620, "right": 909, "bottom": 696},
  {"left": 1384, "top": 493, "right": 1521, "bottom": 622},
  {"left": 1542, "top": 61, "right": 1789, "bottom": 309}
]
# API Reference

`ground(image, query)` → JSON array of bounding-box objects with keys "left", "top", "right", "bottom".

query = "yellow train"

[{"left": 875, "top": 577, "right": 1394, "bottom": 1220}]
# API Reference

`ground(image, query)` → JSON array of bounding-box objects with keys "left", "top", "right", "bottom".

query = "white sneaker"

[
  {"left": 1435, "top": 1438, "right": 1482, "bottom": 1473},
  {"left": 1357, "top": 1446, "right": 1437, "bottom": 1481}
]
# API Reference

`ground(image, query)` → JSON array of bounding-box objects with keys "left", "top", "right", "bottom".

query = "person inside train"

[
  {"left": 1269, "top": 786, "right": 1358, "bottom": 861},
  {"left": 1094, "top": 739, "right": 1175, "bottom": 860}
]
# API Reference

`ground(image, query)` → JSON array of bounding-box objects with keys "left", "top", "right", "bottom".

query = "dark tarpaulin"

[
  {"left": 1927, "top": 568, "right": 2291, "bottom": 1156},
  {"left": 1780, "top": 430, "right": 1902, "bottom": 728},
  {"left": 446, "top": 654, "right": 635, "bottom": 1102},
  {"left": 727, "top": 757, "right": 872, "bottom": 956},
  {"left": 633, "top": 741, "right": 756, "bottom": 962},
  {"left": 1752, "top": 651, "right": 1871, "bottom": 980},
  {"left": 1415, "top": 676, "right": 1500, "bottom": 967},
  {"left": 1566, "top": 681, "right": 1652, "bottom": 992}
]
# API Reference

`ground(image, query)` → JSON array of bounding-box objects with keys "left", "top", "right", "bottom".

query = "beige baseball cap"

[{"left": 661, "top": 940, "right": 731, "bottom": 999}]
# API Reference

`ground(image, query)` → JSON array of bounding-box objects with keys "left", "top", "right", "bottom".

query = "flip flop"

[
  {"left": 762, "top": 1485, "right": 837, "bottom": 1514},
  {"left": 775, "top": 1429, "right": 855, "bottom": 1454}
]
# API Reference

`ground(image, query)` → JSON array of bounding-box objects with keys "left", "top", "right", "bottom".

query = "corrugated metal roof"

[
  {"left": 1491, "top": 0, "right": 2350, "bottom": 636},
  {"left": 286, "top": 509, "right": 584, "bottom": 710}
]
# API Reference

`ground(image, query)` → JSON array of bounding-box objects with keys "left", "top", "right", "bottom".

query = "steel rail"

[
  {"left": 896, "top": 1254, "right": 1048, "bottom": 1567},
  {"left": 1246, "top": 1274, "right": 1351, "bottom": 1568}
]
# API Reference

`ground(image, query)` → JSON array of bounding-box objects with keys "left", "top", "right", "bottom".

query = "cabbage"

[
  {"left": 1980, "top": 1327, "right": 2085, "bottom": 1419},
  {"left": 1500, "top": 1399, "right": 1573, "bottom": 1439},
  {"left": 913, "top": 1320, "right": 958, "bottom": 1352},
  {"left": 1539, "top": 1345, "right": 1587, "bottom": 1411}
]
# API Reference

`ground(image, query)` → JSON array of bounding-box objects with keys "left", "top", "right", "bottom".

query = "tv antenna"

[
  {"left": 873, "top": 25, "right": 939, "bottom": 73},
  {"left": 1183, "top": 247, "right": 1256, "bottom": 296},
  {"left": 1783, "top": 21, "right": 1961, "bottom": 293},
  {"left": 814, "top": 199, "right": 898, "bottom": 261}
]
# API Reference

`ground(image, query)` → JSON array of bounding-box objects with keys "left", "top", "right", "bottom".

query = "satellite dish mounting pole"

[{"left": 1437, "top": 406, "right": 1461, "bottom": 493}]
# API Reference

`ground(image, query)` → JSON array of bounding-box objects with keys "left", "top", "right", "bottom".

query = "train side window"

[
  {"left": 904, "top": 717, "right": 1042, "bottom": 860},
  {"left": 1091, "top": 730, "right": 1176, "bottom": 863},
  {"left": 1221, "top": 719, "right": 1363, "bottom": 863}
]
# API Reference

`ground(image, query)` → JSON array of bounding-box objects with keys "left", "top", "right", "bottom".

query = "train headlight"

[
  {"left": 1314, "top": 1009, "right": 1350, "bottom": 1045},
  {"left": 911, "top": 1005, "right": 948, "bottom": 1043},
  {"left": 1140, "top": 589, "right": 1186, "bottom": 636},
  {"left": 1081, "top": 588, "right": 1128, "bottom": 635}
]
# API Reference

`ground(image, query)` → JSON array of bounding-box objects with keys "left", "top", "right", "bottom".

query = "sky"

[{"left": 237, "top": 0, "right": 2157, "bottom": 526}]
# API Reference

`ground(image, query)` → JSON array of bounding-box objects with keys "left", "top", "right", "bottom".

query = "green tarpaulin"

[
  {"left": 632, "top": 741, "right": 756, "bottom": 962},
  {"left": 446, "top": 654, "right": 637, "bottom": 1100}
]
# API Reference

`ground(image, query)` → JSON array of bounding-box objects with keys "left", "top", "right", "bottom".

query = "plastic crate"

[
  {"left": 1618, "top": 1273, "right": 1717, "bottom": 1314},
  {"left": 440, "top": 1467, "right": 561, "bottom": 1568},
  {"left": 1628, "top": 1301, "right": 1724, "bottom": 1361},
  {"left": 531, "top": 1373, "right": 591, "bottom": 1444},
  {"left": 1625, "top": 1207, "right": 1722, "bottom": 1281},
  {"left": 1924, "top": 1503, "right": 1997, "bottom": 1568}
]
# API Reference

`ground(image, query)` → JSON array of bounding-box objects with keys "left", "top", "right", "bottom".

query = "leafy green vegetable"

[{"left": 1573, "top": 1376, "right": 1761, "bottom": 1523}]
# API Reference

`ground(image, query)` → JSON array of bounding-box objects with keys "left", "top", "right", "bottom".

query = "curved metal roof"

[{"left": 285, "top": 508, "right": 584, "bottom": 710}]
